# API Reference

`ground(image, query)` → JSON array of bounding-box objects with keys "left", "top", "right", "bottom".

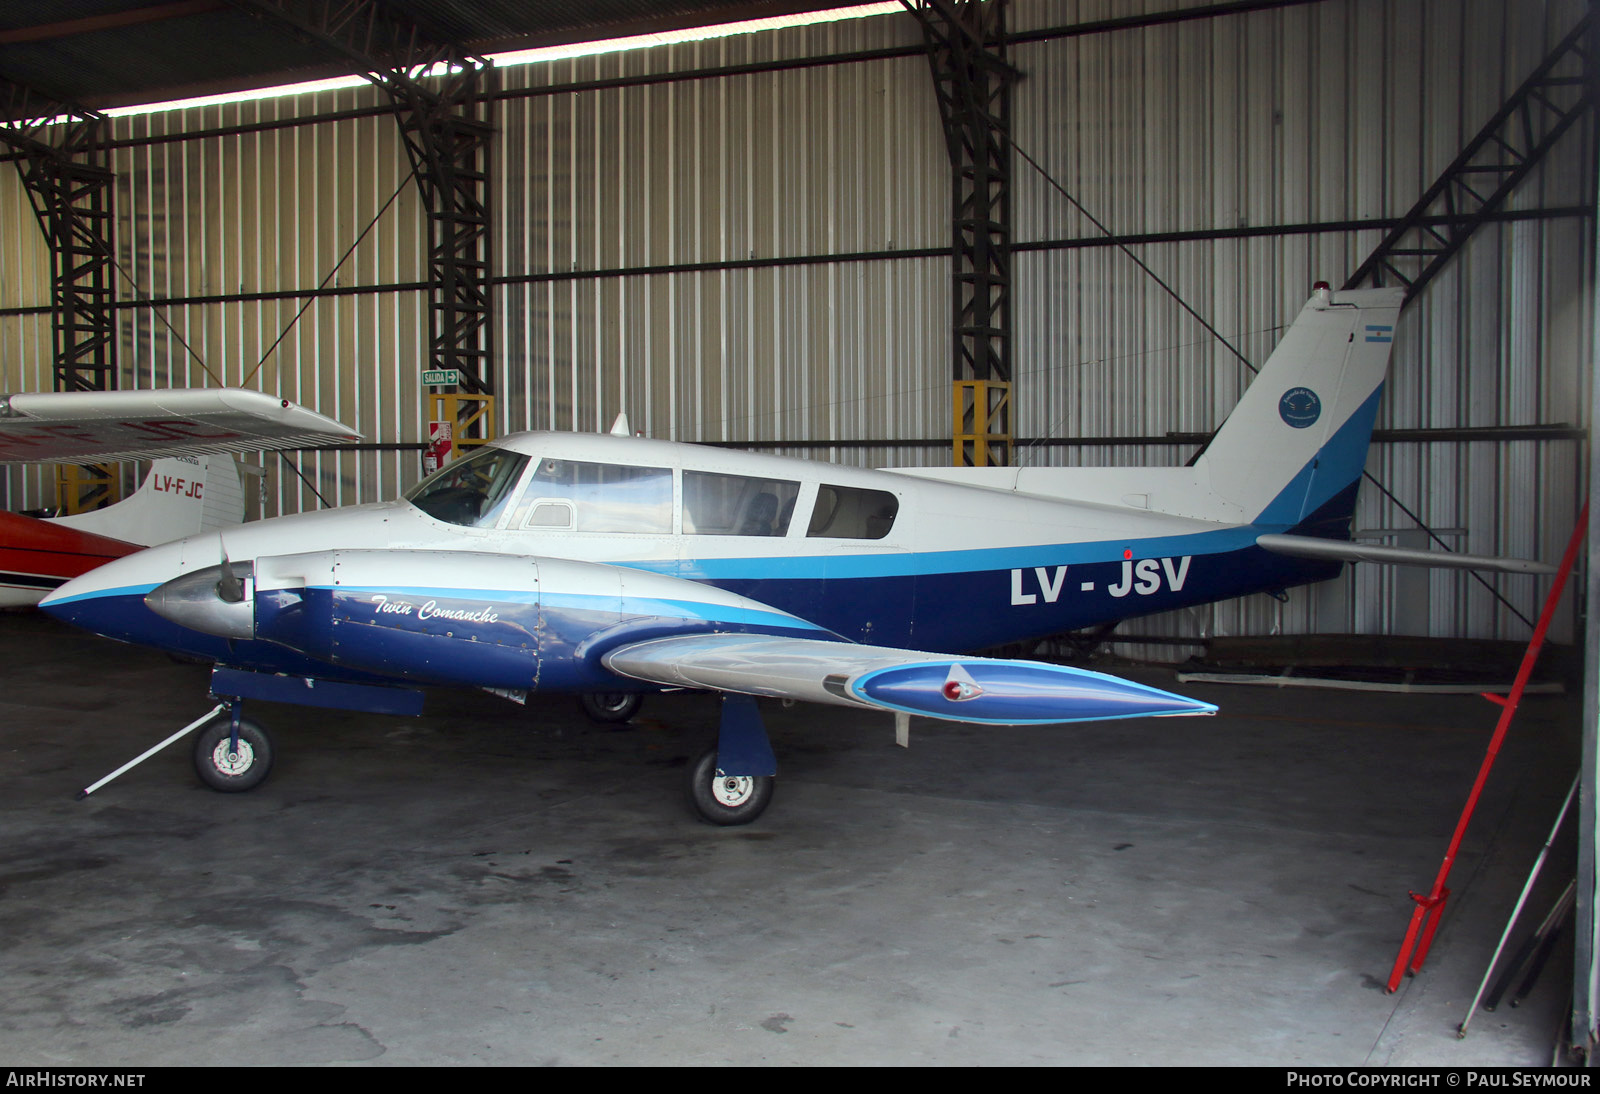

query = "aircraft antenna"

[{"left": 1008, "top": 139, "right": 1258, "bottom": 379}]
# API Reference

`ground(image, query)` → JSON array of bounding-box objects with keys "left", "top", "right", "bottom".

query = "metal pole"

[
  {"left": 77, "top": 703, "right": 225, "bottom": 798},
  {"left": 1387, "top": 502, "right": 1589, "bottom": 991},
  {"left": 1459, "top": 774, "right": 1578, "bottom": 1036}
]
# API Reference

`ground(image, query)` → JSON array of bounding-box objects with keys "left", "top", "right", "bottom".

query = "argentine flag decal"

[{"left": 1365, "top": 324, "right": 1394, "bottom": 343}]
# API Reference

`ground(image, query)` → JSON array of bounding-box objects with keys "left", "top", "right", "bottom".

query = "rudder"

[{"left": 1195, "top": 284, "right": 1404, "bottom": 531}]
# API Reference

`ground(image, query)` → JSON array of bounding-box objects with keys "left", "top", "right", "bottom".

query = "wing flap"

[
  {"left": 1256, "top": 533, "right": 1556, "bottom": 575},
  {"left": 0, "top": 388, "right": 359, "bottom": 463},
  {"left": 603, "top": 633, "right": 1215, "bottom": 725}
]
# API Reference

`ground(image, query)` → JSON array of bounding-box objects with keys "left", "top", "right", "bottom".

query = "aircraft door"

[{"left": 807, "top": 484, "right": 914, "bottom": 646}]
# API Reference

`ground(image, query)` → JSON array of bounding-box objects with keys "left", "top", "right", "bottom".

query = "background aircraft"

[
  {"left": 0, "top": 455, "right": 239, "bottom": 608},
  {"left": 39, "top": 285, "right": 1552, "bottom": 825}
]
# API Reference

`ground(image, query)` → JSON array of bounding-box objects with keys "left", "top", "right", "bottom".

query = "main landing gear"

[
  {"left": 577, "top": 689, "right": 780, "bottom": 825},
  {"left": 578, "top": 691, "right": 643, "bottom": 724},
  {"left": 683, "top": 693, "right": 779, "bottom": 826},
  {"left": 686, "top": 745, "right": 775, "bottom": 825}
]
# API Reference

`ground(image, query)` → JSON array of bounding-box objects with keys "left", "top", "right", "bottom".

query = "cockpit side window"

[
  {"left": 404, "top": 447, "right": 531, "bottom": 528},
  {"left": 526, "top": 459, "right": 673, "bottom": 534},
  {"left": 683, "top": 472, "right": 802, "bottom": 536},
  {"left": 806, "top": 485, "right": 899, "bottom": 540}
]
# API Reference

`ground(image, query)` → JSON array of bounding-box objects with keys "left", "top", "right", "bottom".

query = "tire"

[
  {"left": 193, "top": 715, "right": 273, "bottom": 793},
  {"left": 685, "top": 746, "right": 774, "bottom": 826},
  {"left": 579, "top": 691, "right": 643, "bottom": 724}
]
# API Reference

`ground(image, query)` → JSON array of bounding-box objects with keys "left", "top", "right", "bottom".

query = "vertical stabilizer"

[
  {"left": 50, "top": 455, "right": 244, "bottom": 547},
  {"left": 1196, "top": 284, "right": 1404, "bottom": 531}
]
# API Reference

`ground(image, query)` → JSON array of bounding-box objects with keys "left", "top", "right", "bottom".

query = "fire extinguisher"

[{"left": 422, "top": 421, "right": 453, "bottom": 476}]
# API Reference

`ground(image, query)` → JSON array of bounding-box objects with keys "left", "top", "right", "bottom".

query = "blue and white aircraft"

[{"left": 38, "top": 283, "right": 1547, "bottom": 823}]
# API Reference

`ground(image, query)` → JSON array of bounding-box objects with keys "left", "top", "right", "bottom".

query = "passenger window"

[
  {"left": 684, "top": 472, "right": 802, "bottom": 536},
  {"left": 806, "top": 485, "right": 898, "bottom": 540},
  {"left": 528, "top": 460, "right": 672, "bottom": 534}
]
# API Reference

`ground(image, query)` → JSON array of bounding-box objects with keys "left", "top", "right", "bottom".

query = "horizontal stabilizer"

[
  {"left": 1256, "top": 533, "right": 1555, "bottom": 575},
  {"left": 0, "top": 388, "right": 359, "bottom": 463},
  {"left": 603, "top": 633, "right": 1216, "bottom": 725}
]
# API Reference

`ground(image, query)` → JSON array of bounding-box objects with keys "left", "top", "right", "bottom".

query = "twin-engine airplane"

[
  {"left": 38, "top": 284, "right": 1552, "bottom": 824},
  {"left": 0, "top": 388, "right": 359, "bottom": 607}
]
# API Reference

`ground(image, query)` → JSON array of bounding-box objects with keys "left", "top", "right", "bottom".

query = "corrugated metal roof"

[{"left": 0, "top": 0, "right": 877, "bottom": 114}]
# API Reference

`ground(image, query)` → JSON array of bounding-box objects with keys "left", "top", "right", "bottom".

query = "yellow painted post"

[
  {"left": 54, "top": 462, "right": 118, "bottom": 514},
  {"left": 426, "top": 391, "right": 496, "bottom": 465},
  {"left": 952, "top": 379, "right": 1012, "bottom": 467}
]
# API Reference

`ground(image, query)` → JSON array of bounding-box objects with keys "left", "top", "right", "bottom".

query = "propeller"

[{"left": 215, "top": 540, "right": 245, "bottom": 604}]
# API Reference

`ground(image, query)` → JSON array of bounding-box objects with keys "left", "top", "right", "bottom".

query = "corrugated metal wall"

[
  {"left": 493, "top": 20, "right": 950, "bottom": 454},
  {"left": 0, "top": 0, "right": 1590, "bottom": 646}
]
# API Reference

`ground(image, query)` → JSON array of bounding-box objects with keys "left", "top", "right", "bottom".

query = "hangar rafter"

[{"left": 1344, "top": 9, "right": 1595, "bottom": 299}]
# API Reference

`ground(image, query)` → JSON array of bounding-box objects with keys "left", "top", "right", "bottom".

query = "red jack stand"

[{"left": 1385, "top": 503, "right": 1588, "bottom": 993}]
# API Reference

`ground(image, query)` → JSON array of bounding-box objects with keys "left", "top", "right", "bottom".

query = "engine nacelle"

[{"left": 146, "top": 548, "right": 823, "bottom": 692}]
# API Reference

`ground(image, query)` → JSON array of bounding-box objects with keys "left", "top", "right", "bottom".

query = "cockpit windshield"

[{"left": 404, "top": 446, "right": 531, "bottom": 528}]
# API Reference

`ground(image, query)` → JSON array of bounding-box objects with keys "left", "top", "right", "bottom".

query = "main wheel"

[
  {"left": 579, "top": 691, "right": 643, "bottom": 724},
  {"left": 685, "top": 746, "right": 774, "bottom": 826},
  {"left": 193, "top": 715, "right": 273, "bottom": 793}
]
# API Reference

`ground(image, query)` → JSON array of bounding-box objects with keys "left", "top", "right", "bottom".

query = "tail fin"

[
  {"left": 1195, "top": 284, "right": 1404, "bottom": 532},
  {"left": 49, "top": 455, "right": 245, "bottom": 546}
]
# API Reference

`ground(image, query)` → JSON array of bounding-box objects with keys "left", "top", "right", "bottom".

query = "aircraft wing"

[
  {"left": 602, "top": 632, "right": 1216, "bottom": 725},
  {"left": 1256, "top": 533, "right": 1556, "bottom": 575},
  {"left": 0, "top": 388, "right": 359, "bottom": 463}
]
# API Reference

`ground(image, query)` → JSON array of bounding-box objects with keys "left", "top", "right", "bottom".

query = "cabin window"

[
  {"left": 404, "top": 447, "right": 531, "bottom": 528},
  {"left": 683, "top": 472, "right": 801, "bottom": 536},
  {"left": 806, "top": 485, "right": 899, "bottom": 540},
  {"left": 526, "top": 459, "right": 672, "bottom": 534}
]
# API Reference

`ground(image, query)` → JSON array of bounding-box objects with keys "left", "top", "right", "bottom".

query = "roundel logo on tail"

[{"left": 1278, "top": 387, "right": 1321, "bottom": 429}]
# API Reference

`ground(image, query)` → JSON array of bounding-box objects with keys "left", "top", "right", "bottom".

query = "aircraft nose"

[
  {"left": 39, "top": 539, "right": 194, "bottom": 637},
  {"left": 38, "top": 559, "right": 145, "bottom": 638}
]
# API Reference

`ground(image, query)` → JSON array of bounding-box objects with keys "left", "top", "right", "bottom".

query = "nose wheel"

[
  {"left": 193, "top": 713, "right": 273, "bottom": 792},
  {"left": 686, "top": 746, "right": 774, "bottom": 826}
]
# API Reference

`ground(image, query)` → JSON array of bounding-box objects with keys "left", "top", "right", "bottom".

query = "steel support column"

[
  {"left": 0, "top": 82, "right": 117, "bottom": 395},
  {"left": 904, "top": 0, "right": 1017, "bottom": 467},
  {"left": 1, "top": 82, "right": 120, "bottom": 512}
]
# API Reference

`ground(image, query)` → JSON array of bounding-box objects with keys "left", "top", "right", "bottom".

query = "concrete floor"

[{"left": 0, "top": 610, "right": 1581, "bottom": 1067}]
